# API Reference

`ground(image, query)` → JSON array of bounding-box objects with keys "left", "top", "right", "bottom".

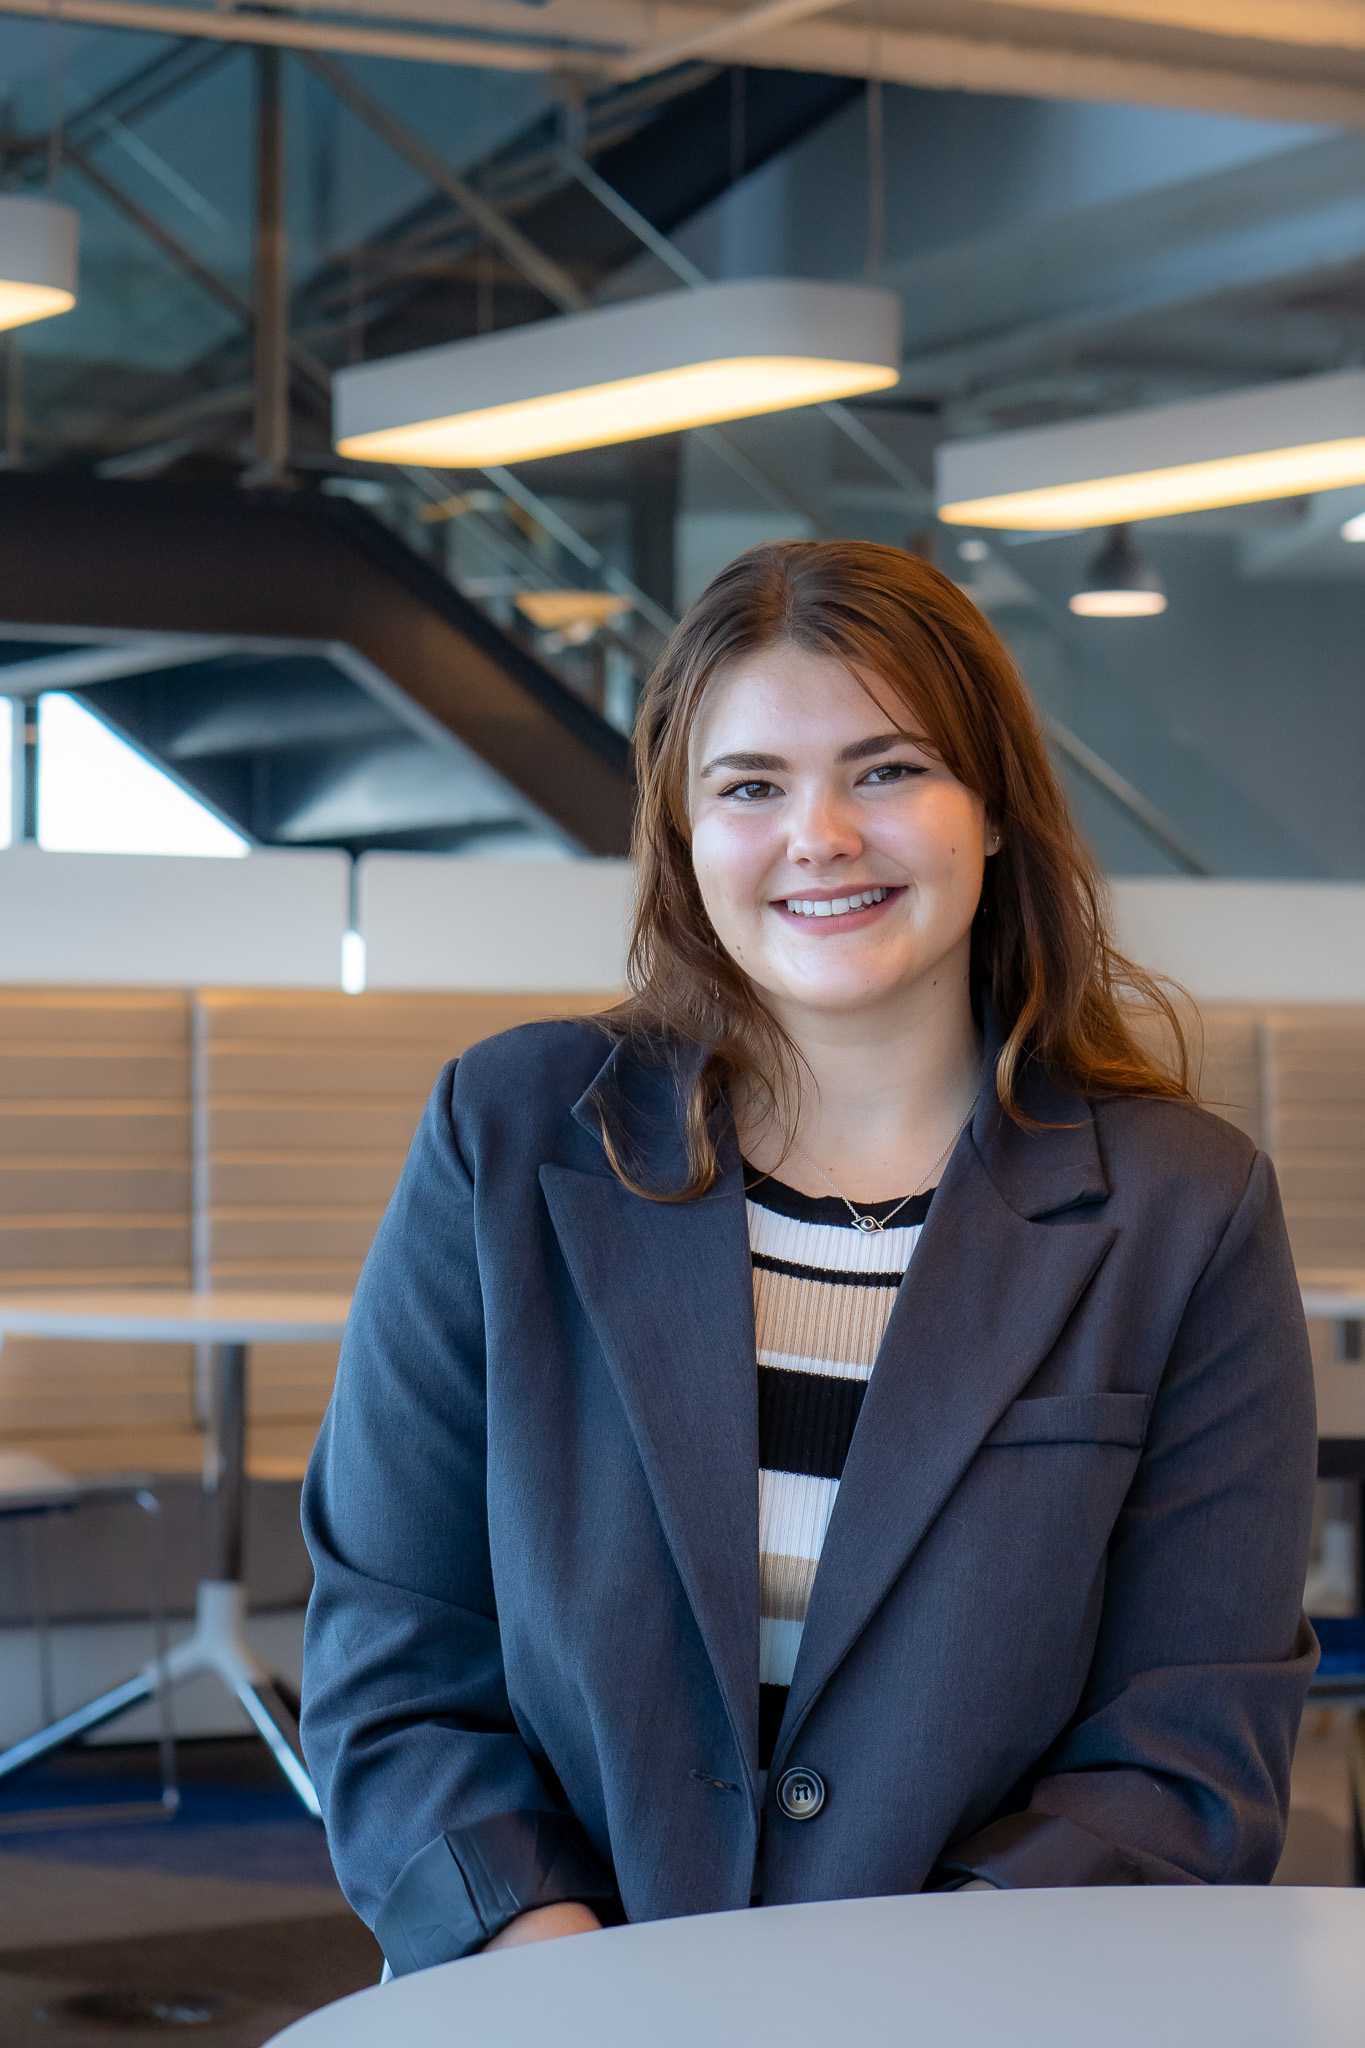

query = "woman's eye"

[
  {"left": 861, "top": 762, "right": 924, "bottom": 786},
  {"left": 721, "top": 779, "right": 779, "bottom": 802}
]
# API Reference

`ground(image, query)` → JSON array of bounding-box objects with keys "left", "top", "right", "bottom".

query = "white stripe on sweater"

[{"left": 747, "top": 1201, "right": 924, "bottom": 1274}]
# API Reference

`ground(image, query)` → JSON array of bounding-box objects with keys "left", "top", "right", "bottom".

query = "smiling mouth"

[{"left": 779, "top": 885, "right": 901, "bottom": 920}]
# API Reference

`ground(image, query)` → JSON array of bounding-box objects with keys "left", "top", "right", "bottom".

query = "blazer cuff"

[
  {"left": 375, "top": 1810, "right": 617, "bottom": 1975},
  {"left": 929, "top": 1810, "right": 1148, "bottom": 1890}
]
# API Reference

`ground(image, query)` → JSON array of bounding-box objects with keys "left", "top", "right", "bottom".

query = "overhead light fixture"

[
  {"left": 515, "top": 590, "right": 629, "bottom": 642},
  {"left": 937, "top": 369, "right": 1365, "bottom": 530},
  {"left": 333, "top": 280, "right": 900, "bottom": 467},
  {"left": 0, "top": 195, "right": 78, "bottom": 331},
  {"left": 1342, "top": 509, "right": 1365, "bottom": 542},
  {"left": 1068, "top": 525, "right": 1166, "bottom": 618}
]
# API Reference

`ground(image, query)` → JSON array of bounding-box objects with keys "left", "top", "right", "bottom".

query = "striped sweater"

[{"left": 746, "top": 1163, "right": 933, "bottom": 1769}]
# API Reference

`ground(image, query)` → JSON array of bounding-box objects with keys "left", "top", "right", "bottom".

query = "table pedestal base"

[{"left": 0, "top": 1578, "right": 321, "bottom": 1817}]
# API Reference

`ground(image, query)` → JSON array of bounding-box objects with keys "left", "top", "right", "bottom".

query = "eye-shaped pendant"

[{"left": 852, "top": 1215, "right": 883, "bottom": 1233}]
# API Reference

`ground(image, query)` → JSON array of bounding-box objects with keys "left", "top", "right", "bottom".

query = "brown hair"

[{"left": 603, "top": 539, "right": 1190, "bottom": 1198}]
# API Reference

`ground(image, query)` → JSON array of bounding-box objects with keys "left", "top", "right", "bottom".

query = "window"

[{"left": 35, "top": 694, "right": 248, "bottom": 858}]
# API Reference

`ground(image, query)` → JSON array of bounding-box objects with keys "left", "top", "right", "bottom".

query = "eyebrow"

[{"left": 698, "top": 732, "right": 918, "bottom": 778}]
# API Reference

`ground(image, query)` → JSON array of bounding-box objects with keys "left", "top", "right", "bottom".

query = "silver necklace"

[{"left": 794, "top": 1097, "right": 978, "bottom": 1233}]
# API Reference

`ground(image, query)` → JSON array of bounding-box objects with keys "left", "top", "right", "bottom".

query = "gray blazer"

[{"left": 300, "top": 1018, "right": 1318, "bottom": 1959}]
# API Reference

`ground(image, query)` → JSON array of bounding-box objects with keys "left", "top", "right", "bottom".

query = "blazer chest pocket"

[{"left": 984, "top": 1391, "right": 1152, "bottom": 1450}]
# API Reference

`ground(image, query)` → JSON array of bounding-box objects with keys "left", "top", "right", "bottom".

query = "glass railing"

[{"left": 326, "top": 463, "right": 674, "bottom": 737}]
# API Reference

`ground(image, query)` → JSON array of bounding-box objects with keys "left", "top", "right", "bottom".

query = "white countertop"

[
  {"left": 263, "top": 1887, "right": 1365, "bottom": 2048},
  {"left": 1302, "top": 1272, "right": 1365, "bottom": 1320},
  {"left": 0, "top": 1288, "right": 352, "bottom": 1343}
]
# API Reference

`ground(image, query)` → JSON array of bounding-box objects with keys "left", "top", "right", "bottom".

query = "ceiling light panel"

[
  {"left": 334, "top": 280, "right": 901, "bottom": 467},
  {"left": 937, "top": 369, "right": 1365, "bottom": 529}
]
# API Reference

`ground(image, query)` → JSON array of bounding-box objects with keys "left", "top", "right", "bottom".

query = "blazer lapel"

[
  {"left": 775, "top": 1071, "right": 1117, "bottom": 1767},
  {"left": 539, "top": 1038, "right": 760, "bottom": 1798}
]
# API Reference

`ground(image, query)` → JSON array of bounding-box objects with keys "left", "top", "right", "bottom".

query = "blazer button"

[{"left": 775, "top": 1766, "right": 826, "bottom": 1820}]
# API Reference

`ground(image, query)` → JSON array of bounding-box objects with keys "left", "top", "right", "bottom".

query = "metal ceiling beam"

[
  {"left": 251, "top": 48, "right": 290, "bottom": 478},
  {"left": 0, "top": 0, "right": 1363, "bottom": 127},
  {"left": 0, "top": 0, "right": 593, "bottom": 71},
  {"left": 66, "top": 149, "right": 331, "bottom": 396},
  {"left": 300, "top": 52, "right": 590, "bottom": 315},
  {"left": 612, "top": 0, "right": 856, "bottom": 80},
  {"left": 3, "top": 38, "right": 233, "bottom": 178}
]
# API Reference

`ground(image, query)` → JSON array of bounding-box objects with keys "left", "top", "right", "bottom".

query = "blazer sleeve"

[
  {"left": 934, "top": 1147, "right": 1319, "bottom": 1890},
  {"left": 299, "top": 1063, "right": 614, "bottom": 1962}
]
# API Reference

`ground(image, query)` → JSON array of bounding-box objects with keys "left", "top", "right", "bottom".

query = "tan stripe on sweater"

[
  {"left": 754, "top": 1265, "right": 900, "bottom": 1374},
  {"left": 760, "top": 1550, "right": 819, "bottom": 1622}
]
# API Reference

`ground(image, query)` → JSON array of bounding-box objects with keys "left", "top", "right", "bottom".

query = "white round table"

[
  {"left": 265, "top": 1887, "right": 1365, "bottom": 2048},
  {"left": 0, "top": 1288, "right": 350, "bottom": 1814}
]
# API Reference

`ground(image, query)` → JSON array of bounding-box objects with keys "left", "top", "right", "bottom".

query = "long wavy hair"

[{"left": 601, "top": 539, "right": 1190, "bottom": 1198}]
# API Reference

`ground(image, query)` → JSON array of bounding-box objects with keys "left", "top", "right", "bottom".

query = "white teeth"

[{"left": 784, "top": 887, "right": 889, "bottom": 917}]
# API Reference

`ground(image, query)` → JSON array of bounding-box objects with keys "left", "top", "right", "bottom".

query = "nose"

[{"left": 786, "top": 782, "right": 863, "bottom": 867}]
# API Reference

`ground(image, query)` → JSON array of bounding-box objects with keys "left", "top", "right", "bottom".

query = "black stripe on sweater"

[
  {"left": 744, "top": 1166, "right": 934, "bottom": 1231},
  {"left": 760, "top": 1683, "right": 788, "bottom": 1772},
  {"left": 752, "top": 1251, "right": 903, "bottom": 1290},
  {"left": 759, "top": 1364, "right": 867, "bottom": 1480}
]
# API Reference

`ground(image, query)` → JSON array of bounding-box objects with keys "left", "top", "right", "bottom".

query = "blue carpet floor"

[{"left": 0, "top": 1771, "right": 338, "bottom": 1886}]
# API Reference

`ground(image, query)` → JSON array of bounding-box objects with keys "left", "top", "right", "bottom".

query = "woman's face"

[{"left": 688, "top": 641, "right": 995, "bottom": 1026}]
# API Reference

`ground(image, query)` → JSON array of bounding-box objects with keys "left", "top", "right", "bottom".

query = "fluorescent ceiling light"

[
  {"left": 0, "top": 195, "right": 78, "bottom": 332},
  {"left": 1341, "top": 509, "right": 1365, "bottom": 542},
  {"left": 938, "top": 370, "right": 1365, "bottom": 530},
  {"left": 334, "top": 280, "right": 900, "bottom": 467}
]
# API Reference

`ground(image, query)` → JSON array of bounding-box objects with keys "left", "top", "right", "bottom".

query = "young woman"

[{"left": 300, "top": 541, "right": 1316, "bottom": 1973}]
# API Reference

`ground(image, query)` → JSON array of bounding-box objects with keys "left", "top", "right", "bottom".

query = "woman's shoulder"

[
  {"left": 1091, "top": 1090, "right": 1263, "bottom": 1207},
  {"left": 453, "top": 1013, "right": 618, "bottom": 1105}
]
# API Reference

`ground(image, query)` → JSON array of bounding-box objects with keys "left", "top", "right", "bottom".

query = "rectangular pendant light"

[
  {"left": 334, "top": 280, "right": 900, "bottom": 468},
  {"left": 0, "top": 195, "right": 78, "bottom": 332},
  {"left": 937, "top": 369, "right": 1365, "bottom": 529}
]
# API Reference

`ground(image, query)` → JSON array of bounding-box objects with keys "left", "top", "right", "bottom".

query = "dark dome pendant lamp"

[{"left": 1068, "top": 523, "right": 1167, "bottom": 617}]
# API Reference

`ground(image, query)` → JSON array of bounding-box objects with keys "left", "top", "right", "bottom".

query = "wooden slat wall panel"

[
  {"left": 0, "top": 990, "right": 195, "bottom": 1475},
  {"left": 1190, "top": 1006, "right": 1264, "bottom": 1148},
  {"left": 0, "top": 991, "right": 188, "bottom": 1043},
  {"left": 1265, "top": 1010, "right": 1365, "bottom": 1273},
  {"left": 3, "top": 983, "right": 1354, "bottom": 1483},
  {"left": 198, "top": 988, "right": 616, "bottom": 1476},
  {"left": 204, "top": 991, "right": 610, "bottom": 1043}
]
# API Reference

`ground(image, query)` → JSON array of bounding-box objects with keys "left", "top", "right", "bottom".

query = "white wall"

[
  {"left": 0, "top": 846, "right": 350, "bottom": 987},
  {"left": 358, "top": 853, "right": 633, "bottom": 991},
  {"left": 0, "top": 853, "right": 1360, "bottom": 1004},
  {"left": 1109, "top": 879, "right": 1365, "bottom": 1003}
]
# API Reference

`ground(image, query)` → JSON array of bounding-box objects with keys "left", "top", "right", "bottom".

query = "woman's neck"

[{"left": 735, "top": 954, "right": 982, "bottom": 1204}]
